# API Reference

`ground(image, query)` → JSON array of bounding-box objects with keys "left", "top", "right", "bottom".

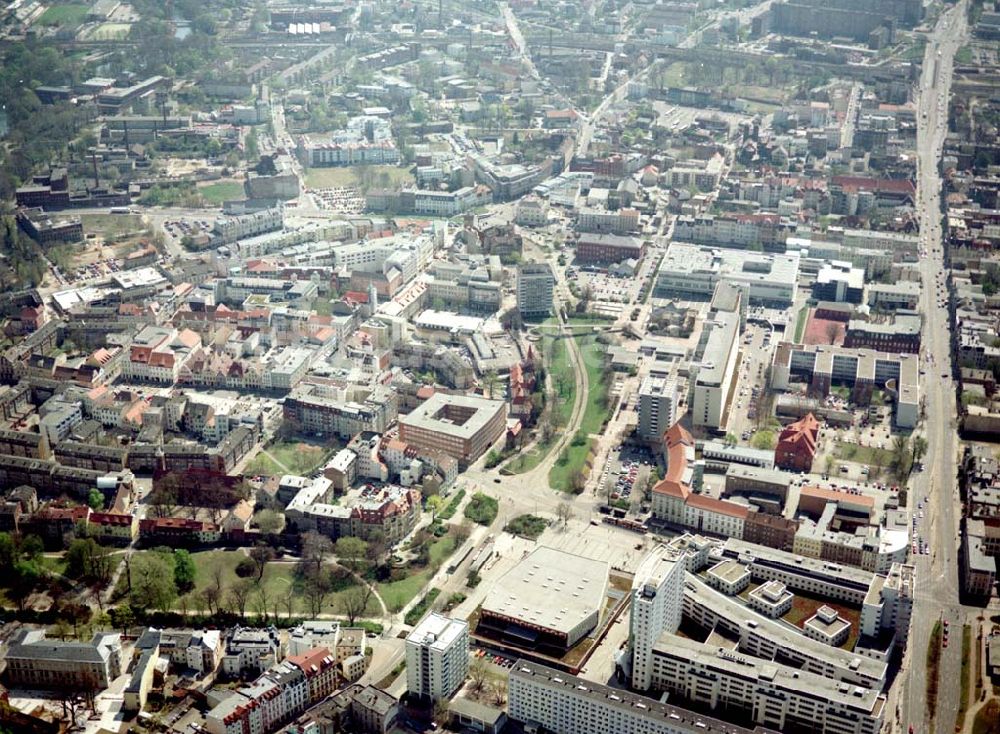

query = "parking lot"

[{"left": 597, "top": 443, "right": 655, "bottom": 510}]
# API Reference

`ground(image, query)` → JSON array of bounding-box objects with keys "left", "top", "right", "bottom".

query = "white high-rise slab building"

[
  {"left": 629, "top": 545, "right": 685, "bottom": 691},
  {"left": 405, "top": 613, "right": 469, "bottom": 702}
]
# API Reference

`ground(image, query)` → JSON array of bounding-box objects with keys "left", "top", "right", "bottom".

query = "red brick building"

[{"left": 774, "top": 413, "right": 819, "bottom": 472}]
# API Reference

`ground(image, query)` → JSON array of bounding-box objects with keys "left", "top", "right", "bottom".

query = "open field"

[
  {"left": 198, "top": 180, "right": 245, "bottom": 204},
  {"left": 39, "top": 3, "right": 88, "bottom": 26},
  {"left": 835, "top": 442, "right": 894, "bottom": 468},
  {"left": 245, "top": 440, "right": 333, "bottom": 478}
]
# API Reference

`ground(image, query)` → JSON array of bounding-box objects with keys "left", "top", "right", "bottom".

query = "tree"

[
  {"left": 87, "top": 488, "right": 104, "bottom": 511},
  {"left": 130, "top": 553, "right": 177, "bottom": 612},
  {"left": 433, "top": 700, "right": 451, "bottom": 729},
  {"left": 338, "top": 583, "right": 374, "bottom": 625},
  {"left": 556, "top": 502, "right": 573, "bottom": 528},
  {"left": 249, "top": 543, "right": 274, "bottom": 582},
  {"left": 65, "top": 538, "right": 110, "bottom": 583},
  {"left": 301, "top": 531, "right": 332, "bottom": 576},
  {"left": 426, "top": 495, "right": 445, "bottom": 520},
  {"left": 470, "top": 658, "right": 489, "bottom": 694},
  {"left": 254, "top": 509, "right": 284, "bottom": 535},
  {"left": 0, "top": 532, "right": 15, "bottom": 571},
  {"left": 228, "top": 578, "right": 254, "bottom": 620},
  {"left": 366, "top": 531, "right": 388, "bottom": 567},
  {"left": 335, "top": 537, "right": 368, "bottom": 572},
  {"left": 451, "top": 520, "right": 472, "bottom": 547},
  {"left": 750, "top": 430, "right": 777, "bottom": 450},
  {"left": 912, "top": 436, "right": 928, "bottom": 465},
  {"left": 891, "top": 435, "right": 913, "bottom": 481},
  {"left": 482, "top": 370, "right": 499, "bottom": 399},
  {"left": 492, "top": 680, "right": 508, "bottom": 706},
  {"left": 252, "top": 585, "right": 272, "bottom": 622},
  {"left": 825, "top": 321, "right": 842, "bottom": 345},
  {"left": 301, "top": 570, "right": 332, "bottom": 617},
  {"left": 109, "top": 604, "right": 135, "bottom": 635},
  {"left": 173, "top": 549, "right": 196, "bottom": 593}
]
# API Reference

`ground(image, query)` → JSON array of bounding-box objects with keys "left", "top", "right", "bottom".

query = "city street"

[{"left": 895, "top": 3, "right": 970, "bottom": 733}]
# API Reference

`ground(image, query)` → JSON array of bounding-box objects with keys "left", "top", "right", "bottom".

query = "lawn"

[
  {"left": 377, "top": 535, "right": 456, "bottom": 613},
  {"left": 504, "top": 441, "right": 551, "bottom": 474},
  {"left": 958, "top": 624, "right": 973, "bottom": 732},
  {"left": 834, "top": 442, "right": 893, "bottom": 467},
  {"left": 174, "top": 550, "right": 378, "bottom": 617},
  {"left": 198, "top": 181, "right": 245, "bottom": 204},
  {"left": 547, "top": 336, "right": 575, "bottom": 428},
  {"left": 245, "top": 440, "right": 333, "bottom": 478},
  {"left": 304, "top": 165, "right": 414, "bottom": 190},
  {"left": 783, "top": 592, "right": 861, "bottom": 651},
  {"left": 927, "top": 620, "right": 943, "bottom": 721},
  {"left": 38, "top": 555, "right": 69, "bottom": 578},
  {"left": 549, "top": 434, "right": 595, "bottom": 493},
  {"left": 577, "top": 337, "right": 612, "bottom": 436},
  {"left": 793, "top": 306, "right": 809, "bottom": 343},
  {"left": 549, "top": 334, "right": 610, "bottom": 491},
  {"left": 39, "top": 3, "right": 88, "bottom": 26},
  {"left": 80, "top": 213, "right": 144, "bottom": 237}
]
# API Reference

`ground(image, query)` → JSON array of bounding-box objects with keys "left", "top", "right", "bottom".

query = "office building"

[
  {"left": 405, "top": 613, "right": 470, "bottom": 702},
  {"left": 637, "top": 376, "right": 680, "bottom": 442},
  {"left": 655, "top": 244, "right": 800, "bottom": 305},
  {"left": 516, "top": 262, "right": 555, "bottom": 318},
  {"left": 650, "top": 636, "right": 886, "bottom": 734},
  {"left": 813, "top": 262, "right": 865, "bottom": 304},
  {"left": 771, "top": 342, "right": 920, "bottom": 428},
  {"left": 692, "top": 311, "right": 740, "bottom": 429},
  {"left": 508, "top": 660, "right": 782, "bottom": 734},
  {"left": 2, "top": 629, "right": 123, "bottom": 690},
  {"left": 630, "top": 546, "right": 685, "bottom": 691},
  {"left": 399, "top": 393, "right": 506, "bottom": 468}
]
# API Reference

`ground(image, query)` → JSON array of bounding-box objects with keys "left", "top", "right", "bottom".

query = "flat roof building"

[
  {"left": 650, "top": 635, "right": 886, "bottom": 734},
  {"left": 655, "top": 243, "right": 800, "bottom": 305},
  {"left": 480, "top": 546, "right": 609, "bottom": 653},
  {"left": 771, "top": 341, "right": 920, "bottom": 428},
  {"left": 509, "top": 659, "right": 782, "bottom": 734},
  {"left": 399, "top": 393, "right": 506, "bottom": 468},
  {"left": 405, "top": 613, "right": 469, "bottom": 702}
]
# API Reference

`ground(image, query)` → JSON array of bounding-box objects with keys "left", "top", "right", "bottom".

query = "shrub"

[{"left": 464, "top": 493, "right": 499, "bottom": 525}]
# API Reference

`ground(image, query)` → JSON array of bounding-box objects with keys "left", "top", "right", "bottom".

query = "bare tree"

[
  {"left": 301, "top": 531, "right": 333, "bottom": 576},
  {"left": 302, "top": 571, "right": 332, "bottom": 617},
  {"left": 252, "top": 586, "right": 272, "bottom": 622},
  {"left": 492, "top": 680, "right": 508, "bottom": 706},
  {"left": 228, "top": 579, "right": 254, "bottom": 620},
  {"left": 470, "top": 658, "right": 489, "bottom": 694},
  {"left": 825, "top": 321, "right": 841, "bottom": 345},
  {"left": 451, "top": 520, "right": 473, "bottom": 547},
  {"left": 338, "top": 583, "right": 375, "bottom": 625},
  {"left": 200, "top": 584, "right": 222, "bottom": 616},
  {"left": 249, "top": 543, "right": 274, "bottom": 582},
  {"left": 556, "top": 502, "right": 574, "bottom": 528}
]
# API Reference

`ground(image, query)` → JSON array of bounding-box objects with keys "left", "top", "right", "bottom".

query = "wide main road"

[{"left": 896, "top": 3, "right": 968, "bottom": 734}]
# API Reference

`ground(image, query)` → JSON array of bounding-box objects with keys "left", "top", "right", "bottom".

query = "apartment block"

[{"left": 405, "top": 613, "right": 469, "bottom": 702}]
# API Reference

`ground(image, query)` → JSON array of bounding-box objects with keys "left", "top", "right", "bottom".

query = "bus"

[{"left": 109, "top": 206, "right": 132, "bottom": 214}]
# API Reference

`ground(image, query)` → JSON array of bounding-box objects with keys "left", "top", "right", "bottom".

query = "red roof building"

[{"left": 775, "top": 413, "right": 819, "bottom": 472}]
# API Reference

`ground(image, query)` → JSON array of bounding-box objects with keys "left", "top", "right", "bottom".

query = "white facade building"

[{"left": 405, "top": 613, "right": 469, "bottom": 701}]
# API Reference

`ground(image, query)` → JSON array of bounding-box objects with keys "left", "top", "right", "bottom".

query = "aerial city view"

[{"left": 0, "top": 0, "right": 998, "bottom": 732}]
